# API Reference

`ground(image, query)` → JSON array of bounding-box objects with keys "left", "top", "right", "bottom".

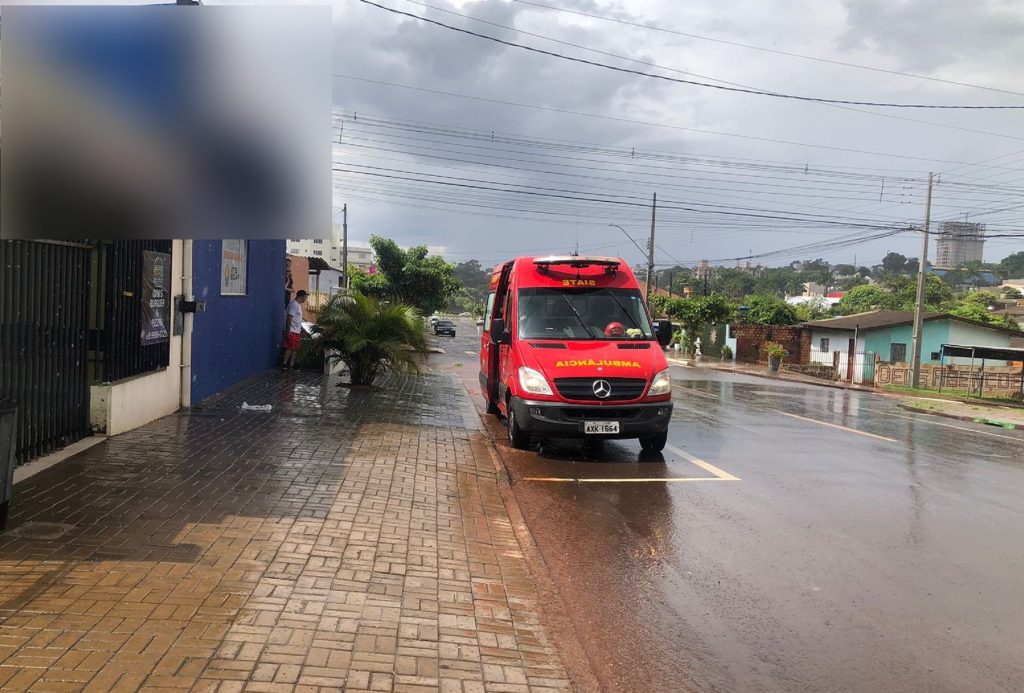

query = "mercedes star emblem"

[{"left": 592, "top": 379, "right": 612, "bottom": 399}]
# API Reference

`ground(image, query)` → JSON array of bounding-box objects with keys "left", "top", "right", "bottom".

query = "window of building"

[
  {"left": 313, "top": 250, "right": 323, "bottom": 256},
  {"left": 819, "top": 338, "right": 830, "bottom": 353},
  {"left": 930, "top": 351, "right": 941, "bottom": 361},
  {"left": 890, "top": 343, "right": 907, "bottom": 362},
  {"left": 313, "top": 239, "right": 323, "bottom": 244}
]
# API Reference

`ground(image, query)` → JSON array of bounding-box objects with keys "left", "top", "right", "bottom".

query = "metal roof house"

[{"left": 798, "top": 310, "right": 1019, "bottom": 384}]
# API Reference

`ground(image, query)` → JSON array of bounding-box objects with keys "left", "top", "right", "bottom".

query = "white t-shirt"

[{"left": 287, "top": 300, "right": 303, "bottom": 334}]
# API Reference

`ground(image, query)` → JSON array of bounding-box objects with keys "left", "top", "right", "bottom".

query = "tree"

[
  {"left": 834, "top": 285, "right": 897, "bottom": 314},
  {"left": 881, "top": 252, "right": 909, "bottom": 275},
  {"left": 997, "top": 251, "right": 1024, "bottom": 279},
  {"left": 738, "top": 294, "right": 800, "bottom": 325},
  {"left": 710, "top": 268, "right": 756, "bottom": 298},
  {"left": 361, "top": 236, "right": 462, "bottom": 315},
  {"left": 452, "top": 259, "right": 491, "bottom": 291},
  {"left": 753, "top": 267, "right": 803, "bottom": 297},
  {"left": 857, "top": 266, "right": 873, "bottom": 278},
  {"left": 661, "top": 294, "right": 735, "bottom": 355},
  {"left": 893, "top": 273, "right": 954, "bottom": 309},
  {"left": 793, "top": 299, "right": 830, "bottom": 322},
  {"left": 840, "top": 275, "right": 868, "bottom": 291},
  {"left": 835, "top": 274, "right": 954, "bottom": 315},
  {"left": 301, "top": 291, "right": 428, "bottom": 385},
  {"left": 947, "top": 291, "right": 1021, "bottom": 332},
  {"left": 1002, "top": 287, "right": 1023, "bottom": 299},
  {"left": 833, "top": 264, "right": 856, "bottom": 277}
]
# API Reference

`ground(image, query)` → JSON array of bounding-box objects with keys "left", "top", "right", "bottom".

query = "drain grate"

[{"left": 6, "top": 522, "right": 76, "bottom": 540}]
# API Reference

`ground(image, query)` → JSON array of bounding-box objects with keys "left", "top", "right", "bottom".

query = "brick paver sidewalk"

[{"left": 0, "top": 371, "right": 571, "bottom": 692}]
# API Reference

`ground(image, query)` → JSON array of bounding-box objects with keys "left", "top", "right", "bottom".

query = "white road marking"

[
  {"left": 672, "top": 385, "right": 719, "bottom": 399},
  {"left": 779, "top": 411, "right": 897, "bottom": 443},
  {"left": 523, "top": 443, "right": 740, "bottom": 483},
  {"left": 523, "top": 477, "right": 733, "bottom": 483},
  {"left": 862, "top": 407, "right": 1022, "bottom": 441},
  {"left": 665, "top": 444, "right": 741, "bottom": 480}
]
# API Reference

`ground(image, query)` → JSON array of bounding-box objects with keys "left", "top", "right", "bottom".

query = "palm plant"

[{"left": 301, "top": 291, "right": 427, "bottom": 386}]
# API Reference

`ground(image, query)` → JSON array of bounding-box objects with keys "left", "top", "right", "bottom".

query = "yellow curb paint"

[{"left": 780, "top": 411, "right": 897, "bottom": 443}]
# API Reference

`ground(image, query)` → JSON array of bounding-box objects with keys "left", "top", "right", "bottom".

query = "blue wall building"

[{"left": 190, "top": 240, "right": 286, "bottom": 404}]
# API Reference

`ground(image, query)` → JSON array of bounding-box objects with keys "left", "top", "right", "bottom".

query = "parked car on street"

[
  {"left": 434, "top": 319, "right": 457, "bottom": 337},
  {"left": 428, "top": 315, "right": 440, "bottom": 326}
]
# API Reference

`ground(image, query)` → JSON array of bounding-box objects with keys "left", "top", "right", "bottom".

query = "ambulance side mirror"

[
  {"left": 490, "top": 318, "right": 510, "bottom": 345},
  {"left": 655, "top": 319, "right": 674, "bottom": 347}
]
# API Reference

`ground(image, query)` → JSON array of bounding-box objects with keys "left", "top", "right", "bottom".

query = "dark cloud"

[{"left": 330, "top": 0, "right": 1024, "bottom": 266}]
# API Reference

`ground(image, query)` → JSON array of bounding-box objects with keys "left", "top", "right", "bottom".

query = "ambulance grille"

[{"left": 554, "top": 377, "right": 647, "bottom": 401}]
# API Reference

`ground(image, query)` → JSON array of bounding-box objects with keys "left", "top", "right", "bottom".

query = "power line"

[
  {"left": 334, "top": 165, "right": 913, "bottom": 230},
  {"left": 393, "top": 0, "right": 1024, "bottom": 142},
  {"left": 511, "top": 0, "right": 1024, "bottom": 98},
  {"left": 357, "top": 0, "right": 1024, "bottom": 109},
  {"left": 334, "top": 75, "right": 1024, "bottom": 167}
]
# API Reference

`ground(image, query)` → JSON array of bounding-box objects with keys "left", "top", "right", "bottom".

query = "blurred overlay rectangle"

[{"left": 1, "top": 4, "right": 331, "bottom": 240}]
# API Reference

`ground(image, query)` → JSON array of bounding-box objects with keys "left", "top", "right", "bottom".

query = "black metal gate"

[
  {"left": 89, "top": 240, "right": 173, "bottom": 383},
  {"left": 0, "top": 240, "right": 93, "bottom": 463}
]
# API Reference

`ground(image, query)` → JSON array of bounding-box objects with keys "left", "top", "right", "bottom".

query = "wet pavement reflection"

[{"left": 441, "top": 322, "right": 1024, "bottom": 693}]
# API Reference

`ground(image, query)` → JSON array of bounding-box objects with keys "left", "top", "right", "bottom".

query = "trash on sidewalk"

[{"left": 241, "top": 402, "right": 272, "bottom": 412}]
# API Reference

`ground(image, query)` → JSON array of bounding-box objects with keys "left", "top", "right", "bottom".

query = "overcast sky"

[
  {"left": 328, "top": 0, "right": 1024, "bottom": 269},
  {"left": 8, "top": 0, "right": 1023, "bottom": 269}
]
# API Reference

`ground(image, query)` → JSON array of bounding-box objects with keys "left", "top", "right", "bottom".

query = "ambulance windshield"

[{"left": 517, "top": 288, "right": 654, "bottom": 340}]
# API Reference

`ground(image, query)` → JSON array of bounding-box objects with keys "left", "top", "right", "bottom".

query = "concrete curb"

[
  {"left": 463, "top": 380, "right": 603, "bottom": 693},
  {"left": 898, "top": 402, "right": 1021, "bottom": 430}
]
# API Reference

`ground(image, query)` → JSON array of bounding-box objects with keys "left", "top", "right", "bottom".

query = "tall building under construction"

[{"left": 935, "top": 221, "right": 985, "bottom": 267}]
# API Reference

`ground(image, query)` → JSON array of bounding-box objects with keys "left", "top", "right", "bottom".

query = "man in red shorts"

[{"left": 281, "top": 290, "right": 308, "bottom": 370}]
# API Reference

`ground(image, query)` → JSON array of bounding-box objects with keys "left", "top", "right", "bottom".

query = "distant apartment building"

[
  {"left": 287, "top": 224, "right": 373, "bottom": 270},
  {"left": 695, "top": 259, "right": 716, "bottom": 281},
  {"left": 935, "top": 221, "right": 985, "bottom": 267}
]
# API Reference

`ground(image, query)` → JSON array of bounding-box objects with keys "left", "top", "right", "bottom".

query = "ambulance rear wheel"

[
  {"left": 639, "top": 432, "right": 667, "bottom": 453},
  {"left": 508, "top": 408, "right": 530, "bottom": 450}
]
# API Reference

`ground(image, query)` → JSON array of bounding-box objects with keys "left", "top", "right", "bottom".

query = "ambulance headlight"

[
  {"left": 518, "top": 366, "right": 553, "bottom": 396},
  {"left": 648, "top": 368, "right": 672, "bottom": 396}
]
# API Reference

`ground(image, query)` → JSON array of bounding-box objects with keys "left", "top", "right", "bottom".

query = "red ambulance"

[{"left": 480, "top": 255, "right": 675, "bottom": 452}]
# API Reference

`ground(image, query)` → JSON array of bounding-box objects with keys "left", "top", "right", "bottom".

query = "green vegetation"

[
  {"left": 302, "top": 291, "right": 428, "bottom": 386},
  {"left": 997, "top": 251, "right": 1024, "bottom": 279},
  {"left": 349, "top": 236, "right": 461, "bottom": 315}
]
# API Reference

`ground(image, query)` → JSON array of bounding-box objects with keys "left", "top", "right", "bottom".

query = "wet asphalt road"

[{"left": 435, "top": 320, "right": 1024, "bottom": 693}]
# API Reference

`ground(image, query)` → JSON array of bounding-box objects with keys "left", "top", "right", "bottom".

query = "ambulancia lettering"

[{"left": 554, "top": 359, "right": 642, "bottom": 368}]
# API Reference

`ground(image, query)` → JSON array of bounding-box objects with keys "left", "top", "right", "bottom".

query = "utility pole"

[
  {"left": 910, "top": 173, "right": 935, "bottom": 389},
  {"left": 341, "top": 204, "right": 349, "bottom": 289},
  {"left": 646, "top": 192, "right": 657, "bottom": 302}
]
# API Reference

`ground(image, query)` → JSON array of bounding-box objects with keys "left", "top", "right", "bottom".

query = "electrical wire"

[
  {"left": 511, "top": 0, "right": 1024, "bottom": 98},
  {"left": 334, "top": 75, "right": 1024, "bottom": 167},
  {"left": 357, "top": 0, "right": 1024, "bottom": 109}
]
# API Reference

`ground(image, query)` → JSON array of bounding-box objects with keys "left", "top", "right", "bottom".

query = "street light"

[{"left": 608, "top": 223, "right": 647, "bottom": 257}]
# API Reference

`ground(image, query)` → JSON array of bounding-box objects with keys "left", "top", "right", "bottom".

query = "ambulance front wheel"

[
  {"left": 507, "top": 407, "right": 530, "bottom": 450},
  {"left": 639, "top": 432, "right": 668, "bottom": 453}
]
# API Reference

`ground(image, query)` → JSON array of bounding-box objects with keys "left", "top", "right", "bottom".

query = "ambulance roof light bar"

[{"left": 533, "top": 256, "right": 621, "bottom": 273}]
